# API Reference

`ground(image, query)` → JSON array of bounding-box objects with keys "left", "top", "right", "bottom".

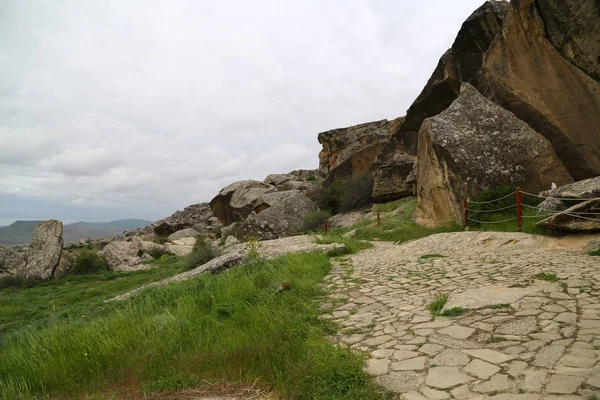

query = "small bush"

[
  {"left": 303, "top": 209, "right": 332, "bottom": 231},
  {"left": 340, "top": 174, "right": 374, "bottom": 212},
  {"left": 306, "top": 175, "right": 316, "bottom": 181},
  {"left": 589, "top": 248, "right": 600, "bottom": 256},
  {"left": 440, "top": 307, "right": 466, "bottom": 317},
  {"left": 73, "top": 251, "right": 107, "bottom": 275},
  {"left": 145, "top": 247, "right": 172, "bottom": 260},
  {"left": 153, "top": 235, "right": 169, "bottom": 244},
  {"left": 313, "top": 181, "right": 345, "bottom": 214},
  {"left": 427, "top": 294, "right": 448, "bottom": 316},
  {"left": 245, "top": 236, "right": 262, "bottom": 263},
  {"left": 0, "top": 275, "right": 42, "bottom": 289},
  {"left": 535, "top": 272, "right": 559, "bottom": 282},
  {"left": 186, "top": 239, "right": 220, "bottom": 269}
]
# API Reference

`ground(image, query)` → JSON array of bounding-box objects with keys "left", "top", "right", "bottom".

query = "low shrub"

[
  {"left": 340, "top": 174, "right": 374, "bottom": 212},
  {"left": 73, "top": 250, "right": 107, "bottom": 275},
  {"left": 186, "top": 239, "right": 221, "bottom": 269},
  {"left": 303, "top": 209, "right": 332, "bottom": 231},
  {"left": 145, "top": 247, "right": 172, "bottom": 260},
  {"left": 313, "top": 181, "right": 345, "bottom": 214},
  {"left": 0, "top": 275, "right": 42, "bottom": 290}
]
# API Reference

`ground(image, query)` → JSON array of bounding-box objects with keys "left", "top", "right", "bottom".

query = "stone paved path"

[{"left": 321, "top": 232, "right": 600, "bottom": 399}]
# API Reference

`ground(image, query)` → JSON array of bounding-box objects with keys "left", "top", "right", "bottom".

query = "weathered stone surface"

[
  {"left": 210, "top": 181, "right": 274, "bottom": 226},
  {"left": 224, "top": 235, "right": 240, "bottom": 247},
  {"left": 167, "top": 228, "right": 201, "bottom": 241},
  {"left": 415, "top": 83, "right": 571, "bottom": 226},
  {"left": 372, "top": 155, "right": 416, "bottom": 202},
  {"left": 376, "top": 371, "right": 425, "bottom": 393},
  {"left": 477, "top": 0, "right": 600, "bottom": 180},
  {"left": 432, "top": 349, "right": 471, "bottom": 367},
  {"left": 533, "top": 345, "right": 565, "bottom": 368},
  {"left": 463, "top": 358, "right": 500, "bottom": 380},
  {"left": 495, "top": 317, "right": 537, "bottom": 335},
  {"left": 366, "top": 358, "right": 390, "bottom": 375},
  {"left": 165, "top": 244, "right": 193, "bottom": 257},
  {"left": 238, "top": 192, "right": 317, "bottom": 241},
  {"left": 23, "top": 220, "right": 68, "bottom": 280},
  {"left": 438, "top": 325, "right": 475, "bottom": 339},
  {"left": 0, "top": 245, "right": 25, "bottom": 275},
  {"left": 545, "top": 374, "right": 584, "bottom": 394},
  {"left": 538, "top": 177, "right": 600, "bottom": 212},
  {"left": 462, "top": 349, "right": 514, "bottom": 364},
  {"left": 472, "top": 374, "right": 514, "bottom": 393},
  {"left": 98, "top": 240, "right": 143, "bottom": 271},
  {"left": 318, "top": 118, "right": 404, "bottom": 183},
  {"left": 444, "top": 284, "right": 546, "bottom": 310},
  {"left": 426, "top": 367, "right": 474, "bottom": 389},
  {"left": 538, "top": 199, "right": 600, "bottom": 233},
  {"left": 391, "top": 356, "right": 426, "bottom": 371},
  {"left": 152, "top": 202, "right": 221, "bottom": 237}
]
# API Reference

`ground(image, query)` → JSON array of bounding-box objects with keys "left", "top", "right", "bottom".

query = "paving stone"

[
  {"left": 462, "top": 358, "right": 500, "bottom": 379},
  {"left": 413, "top": 320, "right": 453, "bottom": 330},
  {"left": 559, "top": 354, "right": 596, "bottom": 368},
  {"left": 365, "top": 358, "right": 390, "bottom": 375},
  {"left": 586, "top": 372, "right": 600, "bottom": 388},
  {"left": 472, "top": 373, "right": 514, "bottom": 393},
  {"left": 401, "top": 391, "right": 428, "bottom": 400},
  {"left": 450, "top": 384, "right": 477, "bottom": 400},
  {"left": 487, "top": 395, "right": 541, "bottom": 400},
  {"left": 391, "top": 357, "right": 426, "bottom": 371},
  {"left": 496, "top": 316, "right": 538, "bottom": 335},
  {"left": 522, "top": 368, "right": 547, "bottom": 392},
  {"left": 425, "top": 366, "right": 474, "bottom": 389},
  {"left": 506, "top": 360, "right": 528, "bottom": 377},
  {"left": 533, "top": 345, "right": 565, "bottom": 368},
  {"left": 393, "top": 350, "right": 421, "bottom": 361},
  {"left": 420, "top": 386, "right": 450, "bottom": 400},
  {"left": 545, "top": 374, "right": 584, "bottom": 394},
  {"left": 580, "top": 319, "right": 600, "bottom": 328},
  {"left": 376, "top": 371, "right": 425, "bottom": 392},
  {"left": 363, "top": 335, "right": 394, "bottom": 346},
  {"left": 371, "top": 349, "right": 395, "bottom": 359},
  {"left": 438, "top": 325, "right": 475, "bottom": 339},
  {"left": 462, "top": 349, "right": 514, "bottom": 364},
  {"left": 418, "top": 343, "right": 444, "bottom": 356},
  {"left": 554, "top": 312, "right": 577, "bottom": 324},
  {"left": 432, "top": 349, "right": 471, "bottom": 366}
]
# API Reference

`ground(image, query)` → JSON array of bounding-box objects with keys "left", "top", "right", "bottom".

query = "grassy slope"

[
  {"left": 0, "top": 256, "right": 187, "bottom": 338},
  {"left": 0, "top": 252, "right": 387, "bottom": 400}
]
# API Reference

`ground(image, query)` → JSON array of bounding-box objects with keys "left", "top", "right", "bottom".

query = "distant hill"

[{"left": 0, "top": 219, "right": 152, "bottom": 246}]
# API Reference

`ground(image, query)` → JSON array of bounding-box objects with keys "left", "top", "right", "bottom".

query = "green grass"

[
  {"left": 0, "top": 252, "right": 387, "bottom": 400},
  {"left": 427, "top": 294, "right": 449, "bottom": 316},
  {"left": 0, "top": 256, "right": 187, "bottom": 338},
  {"left": 535, "top": 272, "right": 559, "bottom": 282},
  {"left": 488, "top": 304, "right": 512, "bottom": 310},
  {"left": 313, "top": 234, "right": 374, "bottom": 254},
  {"left": 373, "top": 198, "right": 416, "bottom": 214},
  {"left": 589, "top": 248, "right": 600, "bottom": 256},
  {"left": 487, "top": 336, "right": 508, "bottom": 343},
  {"left": 440, "top": 307, "right": 466, "bottom": 317}
]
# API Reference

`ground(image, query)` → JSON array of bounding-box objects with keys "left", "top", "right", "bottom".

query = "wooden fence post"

[
  {"left": 323, "top": 220, "right": 328, "bottom": 235},
  {"left": 463, "top": 198, "right": 469, "bottom": 229},
  {"left": 377, "top": 212, "right": 381, "bottom": 227},
  {"left": 516, "top": 187, "right": 523, "bottom": 232}
]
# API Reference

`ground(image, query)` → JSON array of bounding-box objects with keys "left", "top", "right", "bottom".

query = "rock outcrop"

[
  {"left": 538, "top": 200, "right": 600, "bottom": 233},
  {"left": 151, "top": 202, "right": 221, "bottom": 238},
  {"left": 477, "top": 0, "right": 600, "bottom": 181},
  {"left": 0, "top": 246, "right": 25, "bottom": 276},
  {"left": 24, "top": 220, "right": 73, "bottom": 280},
  {"left": 415, "top": 83, "right": 572, "bottom": 226},
  {"left": 238, "top": 192, "right": 317, "bottom": 240},
  {"left": 318, "top": 118, "right": 404, "bottom": 184},
  {"left": 98, "top": 240, "right": 145, "bottom": 272},
  {"left": 372, "top": 1, "right": 509, "bottom": 199},
  {"left": 210, "top": 180, "right": 275, "bottom": 226},
  {"left": 167, "top": 228, "right": 201, "bottom": 241},
  {"left": 538, "top": 177, "right": 600, "bottom": 212}
]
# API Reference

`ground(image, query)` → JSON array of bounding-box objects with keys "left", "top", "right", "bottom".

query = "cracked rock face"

[
  {"left": 23, "top": 220, "right": 67, "bottom": 280},
  {"left": 415, "top": 83, "right": 572, "bottom": 226}
]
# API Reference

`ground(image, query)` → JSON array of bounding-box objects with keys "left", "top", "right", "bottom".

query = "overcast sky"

[{"left": 0, "top": 0, "right": 486, "bottom": 225}]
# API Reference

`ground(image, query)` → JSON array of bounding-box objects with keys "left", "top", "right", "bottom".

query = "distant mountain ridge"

[{"left": 0, "top": 219, "right": 152, "bottom": 246}]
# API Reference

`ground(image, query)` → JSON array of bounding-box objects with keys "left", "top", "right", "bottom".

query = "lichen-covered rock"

[
  {"left": 372, "top": 155, "right": 416, "bottom": 202},
  {"left": 165, "top": 244, "right": 194, "bottom": 257},
  {"left": 167, "top": 228, "right": 201, "bottom": 241},
  {"left": 224, "top": 235, "right": 240, "bottom": 246},
  {"left": 98, "top": 240, "right": 143, "bottom": 271},
  {"left": 318, "top": 118, "right": 404, "bottom": 183},
  {"left": 210, "top": 180, "right": 275, "bottom": 226},
  {"left": 415, "top": 83, "right": 572, "bottom": 226},
  {"left": 0, "top": 246, "right": 25, "bottom": 275},
  {"left": 478, "top": 0, "right": 600, "bottom": 180},
  {"left": 23, "top": 220, "right": 68, "bottom": 280},
  {"left": 538, "top": 199, "right": 600, "bottom": 232},
  {"left": 373, "top": 1, "right": 508, "bottom": 199},
  {"left": 151, "top": 202, "right": 221, "bottom": 237},
  {"left": 538, "top": 177, "right": 600, "bottom": 211},
  {"left": 238, "top": 192, "right": 317, "bottom": 240}
]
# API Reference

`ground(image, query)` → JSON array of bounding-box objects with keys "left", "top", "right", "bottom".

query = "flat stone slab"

[
  {"left": 545, "top": 374, "right": 584, "bottom": 394},
  {"left": 426, "top": 367, "right": 474, "bottom": 389},
  {"left": 463, "top": 358, "right": 500, "bottom": 380},
  {"left": 438, "top": 325, "right": 476, "bottom": 339},
  {"left": 443, "top": 284, "right": 550, "bottom": 310},
  {"left": 462, "top": 349, "right": 514, "bottom": 364}
]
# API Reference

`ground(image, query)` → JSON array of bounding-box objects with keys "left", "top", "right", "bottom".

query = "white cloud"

[{"left": 0, "top": 0, "right": 485, "bottom": 222}]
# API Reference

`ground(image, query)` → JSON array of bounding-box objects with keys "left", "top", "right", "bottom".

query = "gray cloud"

[{"left": 0, "top": 0, "right": 485, "bottom": 224}]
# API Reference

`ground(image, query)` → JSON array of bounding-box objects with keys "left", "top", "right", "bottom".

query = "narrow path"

[{"left": 322, "top": 235, "right": 600, "bottom": 399}]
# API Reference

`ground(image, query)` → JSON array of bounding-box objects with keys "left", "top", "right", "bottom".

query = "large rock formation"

[
  {"left": 415, "top": 83, "right": 572, "bottom": 225},
  {"left": 477, "top": 0, "right": 600, "bottom": 181},
  {"left": 372, "top": 1, "right": 509, "bottom": 199},
  {"left": 538, "top": 200, "right": 600, "bottom": 233},
  {"left": 98, "top": 240, "right": 144, "bottom": 272},
  {"left": 538, "top": 177, "right": 600, "bottom": 212},
  {"left": 318, "top": 118, "right": 404, "bottom": 184},
  {"left": 238, "top": 192, "right": 318, "bottom": 240},
  {"left": 151, "top": 202, "right": 222, "bottom": 238},
  {"left": 23, "top": 220, "right": 73, "bottom": 280},
  {"left": 0, "top": 246, "right": 25, "bottom": 276},
  {"left": 210, "top": 180, "right": 275, "bottom": 226}
]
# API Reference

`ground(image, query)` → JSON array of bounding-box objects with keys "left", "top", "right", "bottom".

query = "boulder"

[
  {"left": 415, "top": 83, "right": 572, "bottom": 226},
  {"left": 165, "top": 244, "right": 194, "bottom": 257},
  {"left": 477, "top": 0, "right": 600, "bottom": 180},
  {"left": 318, "top": 118, "right": 404, "bottom": 184},
  {"left": 167, "top": 228, "right": 201, "bottom": 241},
  {"left": 0, "top": 246, "right": 25, "bottom": 275},
  {"left": 372, "top": 155, "right": 416, "bottom": 202},
  {"left": 152, "top": 202, "right": 221, "bottom": 237},
  {"left": 373, "top": 1, "right": 509, "bottom": 199},
  {"left": 265, "top": 169, "right": 323, "bottom": 186},
  {"left": 224, "top": 235, "right": 240, "bottom": 246},
  {"left": 172, "top": 237, "right": 197, "bottom": 246},
  {"left": 140, "top": 253, "right": 155, "bottom": 262},
  {"left": 210, "top": 180, "right": 274, "bottom": 226},
  {"left": 253, "top": 190, "right": 302, "bottom": 214},
  {"left": 23, "top": 220, "right": 70, "bottom": 280},
  {"left": 538, "top": 199, "right": 600, "bottom": 232},
  {"left": 538, "top": 177, "right": 600, "bottom": 212},
  {"left": 327, "top": 210, "right": 370, "bottom": 229},
  {"left": 98, "top": 240, "right": 143, "bottom": 271},
  {"left": 238, "top": 192, "right": 318, "bottom": 240}
]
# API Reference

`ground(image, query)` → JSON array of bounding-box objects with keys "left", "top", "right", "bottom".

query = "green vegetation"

[
  {"left": 312, "top": 175, "right": 374, "bottom": 214},
  {"left": 0, "top": 252, "right": 388, "bottom": 399},
  {"left": 303, "top": 209, "right": 332, "bottom": 231},
  {"left": 0, "top": 257, "right": 187, "bottom": 338},
  {"left": 314, "top": 234, "right": 373, "bottom": 254},
  {"left": 144, "top": 246, "right": 173, "bottom": 260},
  {"left": 487, "top": 336, "right": 508, "bottom": 343},
  {"left": 488, "top": 303, "right": 512, "bottom": 310},
  {"left": 589, "top": 248, "right": 600, "bottom": 256},
  {"left": 186, "top": 238, "right": 221, "bottom": 269},
  {"left": 427, "top": 294, "right": 449, "bottom": 316},
  {"left": 419, "top": 254, "right": 446, "bottom": 259},
  {"left": 535, "top": 272, "right": 559, "bottom": 282},
  {"left": 72, "top": 250, "right": 107, "bottom": 275},
  {"left": 440, "top": 307, "right": 466, "bottom": 317}
]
